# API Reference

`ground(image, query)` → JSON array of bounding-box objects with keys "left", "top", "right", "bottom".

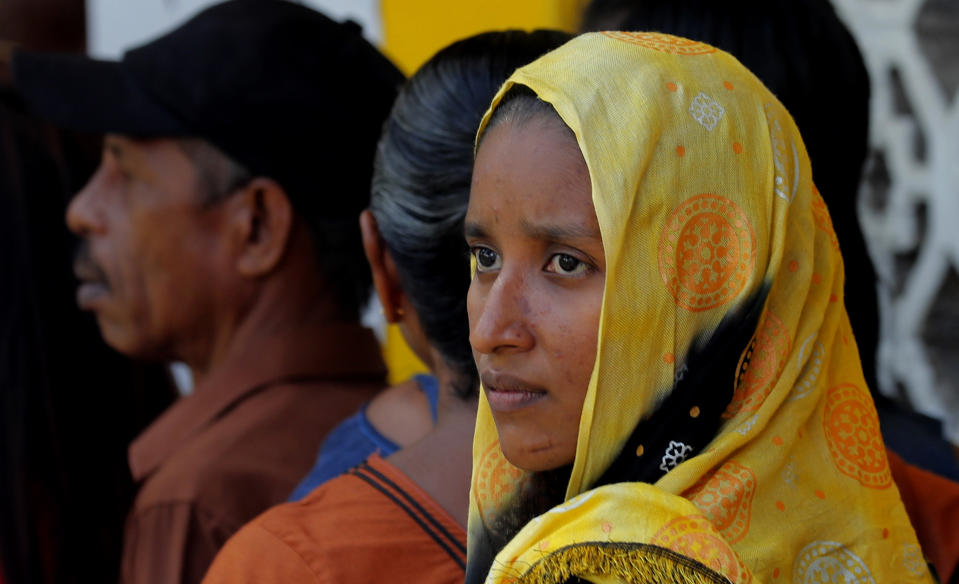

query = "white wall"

[{"left": 87, "top": 0, "right": 381, "bottom": 59}]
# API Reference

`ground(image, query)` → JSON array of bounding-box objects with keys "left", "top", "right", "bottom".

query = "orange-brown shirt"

[
  {"left": 888, "top": 450, "right": 959, "bottom": 584},
  {"left": 201, "top": 454, "right": 467, "bottom": 584},
  {"left": 122, "top": 322, "right": 385, "bottom": 584}
]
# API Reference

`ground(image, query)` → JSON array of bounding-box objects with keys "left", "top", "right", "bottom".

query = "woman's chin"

[{"left": 496, "top": 426, "right": 575, "bottom": 472}]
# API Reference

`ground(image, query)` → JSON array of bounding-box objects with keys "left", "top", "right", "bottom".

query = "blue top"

[
  {"left": 876, "top": 400, "right": 959, "bottom": 481},
  {"left": 288, "top": 374, "right": 439, "bottom": 501}
]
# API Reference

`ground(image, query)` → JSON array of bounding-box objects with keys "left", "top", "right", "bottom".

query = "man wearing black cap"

[{"left": 12, "top": 1, "right": 403, "bottom": 582}]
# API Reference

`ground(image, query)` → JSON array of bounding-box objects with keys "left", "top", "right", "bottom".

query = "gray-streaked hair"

[
  {"left": 370, "top": 30, "right": 572, "bottom": 399},
  {"left": 176, "top": 138, "right": 252, "bottom": 206}
]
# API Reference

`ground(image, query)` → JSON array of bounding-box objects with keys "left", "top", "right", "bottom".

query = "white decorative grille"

[{"left": 832, "top": 0, "right": 959, "bottom": 444}]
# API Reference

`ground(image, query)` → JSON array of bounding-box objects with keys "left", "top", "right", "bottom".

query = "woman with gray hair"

[{"left": 202, "top": 29, "right": 571, "bottom": 583}]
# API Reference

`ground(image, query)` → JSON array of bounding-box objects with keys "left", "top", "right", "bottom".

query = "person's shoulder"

[
  {"left": 131, "top": 441, "right": 286, "bottom": 531},
  {"left": 204, "top": 478, "right": 418, "bottom": 584},
  {"left": 133, "top": 381, "right": 379, "bottom": 509},
  {"left": 201, "top": 510, "right": 319, "bottom": 584},
  {"left": 231, "top": 474, "right": 397, "bottom": 578},
  {"left": 259, "top": 464, "right": 401, "bottom": 536},
  {"left": 195, "top": 475, "right": 380, "bottom": 584},
  {"left": 244, "top": 460, "right": 467, "bottom": 583},
  {"left": 133, "top": 448, "right": 225, "bottom": 507},
  {"left": 259, "top": 455, "right": 460, "bottom": 544}
]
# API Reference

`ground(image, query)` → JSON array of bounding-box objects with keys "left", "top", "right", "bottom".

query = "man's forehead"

[
  {"left": 104, "top": 134, "right": 172, "bottom": 149},
  {"left": 100, "top": 135, "right": 199, "bottom": 188},
  {"left": 102, "top": 135, "right": 187, "bottom": 164}
]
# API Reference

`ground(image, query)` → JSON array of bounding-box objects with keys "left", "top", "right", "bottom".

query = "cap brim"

[{"left": 12, "top": 50, "right": 190, "bottom": 136}]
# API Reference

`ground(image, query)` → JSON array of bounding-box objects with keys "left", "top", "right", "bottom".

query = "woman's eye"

[
  {"left": 546, "top": 253, "right": 589, "bottom": 276},
  {"left": 472, "top": 246, "right": 502, "bottom": 272}
]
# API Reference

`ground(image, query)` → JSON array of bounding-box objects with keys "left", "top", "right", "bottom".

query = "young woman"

[
  {"left": 201, "top": 30, "right": 570, "bottom": 583},
  {"left": 464, "top": 32, "right": 935, "bottom": 583}
]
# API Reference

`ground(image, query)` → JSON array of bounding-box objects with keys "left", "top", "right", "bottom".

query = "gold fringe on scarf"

[{"left": 510, "top": 543, "right": 728, "bottom": 584}]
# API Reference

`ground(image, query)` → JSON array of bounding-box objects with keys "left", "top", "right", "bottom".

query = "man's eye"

[
  {"left": 546, "top": 253, "right": 588, "bottom": 276},
  {"left": 472, "top": 246, "right": 501, "bottom": 272}
]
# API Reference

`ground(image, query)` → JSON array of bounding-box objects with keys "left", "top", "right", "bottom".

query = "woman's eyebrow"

[
  {"left": 520, "top": 219, "right": 601, "bottom": 242},
  {"left": 464, "top": 221, "right": 487, "bottom": 239}
]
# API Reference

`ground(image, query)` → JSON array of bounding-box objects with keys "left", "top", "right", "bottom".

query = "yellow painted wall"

[
  {"left": 382, "top": 323, "right": 428, "bottom": 385},
  {"left": 381, "top": 0, "right": 584, "bottom": 74}
]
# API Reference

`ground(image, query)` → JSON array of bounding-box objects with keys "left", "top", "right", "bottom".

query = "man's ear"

[
  {"left": 229, "top": 177, "right": 294, "bottom": 278},
  {"left": 360, "top": 209, "right": 406, "bottom": 323}
]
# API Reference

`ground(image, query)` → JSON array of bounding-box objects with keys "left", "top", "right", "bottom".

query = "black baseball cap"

[{"left": 11, "top": 0, "right": 404, "bottom": 215}]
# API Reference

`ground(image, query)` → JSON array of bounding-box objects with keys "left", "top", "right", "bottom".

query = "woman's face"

[{"left": 466, "top": 115, "right": 605, "bottom": 472}]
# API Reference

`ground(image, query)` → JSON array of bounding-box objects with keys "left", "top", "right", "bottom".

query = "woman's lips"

[{"left": 481, "top": 371, "right": 546, "bottom": 413}]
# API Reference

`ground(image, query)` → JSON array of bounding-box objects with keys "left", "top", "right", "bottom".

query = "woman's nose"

[{"left": 468, "top": 268, "right": 536, "bottom": 355}]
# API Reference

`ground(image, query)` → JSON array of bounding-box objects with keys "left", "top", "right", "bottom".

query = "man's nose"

[{"left": 66, "top": 168, "right": 107, "bottom": 237}]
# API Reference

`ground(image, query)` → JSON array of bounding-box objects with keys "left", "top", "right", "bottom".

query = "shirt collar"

[{"left": 129, "top": 320, "right": 385, "bottom": 481}]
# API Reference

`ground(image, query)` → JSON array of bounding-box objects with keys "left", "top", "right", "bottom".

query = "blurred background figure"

[
  {"left": 11, "top": 1, "right": 403, "bottom": 582},
  {"left": 0, "top": 90, "right": 174, "bottom": 584},
  {"left": 580, "top": 0, "right": 959, "bottom": 482},
  {"left": 0, "top": 47, "right": 174, "bottom": 584},
  {"left": 583, "top": 0, "right": 877, "bottom": 404},
  {"left": 579, "top": 1, "right": 959, "bottom": 579},
  {"left": 828, "top": 0, "right": 959, "bottom": 458},
  {"left": 0, "top": 4, "right": 174, "bottom": 583}
]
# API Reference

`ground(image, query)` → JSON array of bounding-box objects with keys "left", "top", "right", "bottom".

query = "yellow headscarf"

[{"left": 466, "top": 32, "right": 933, "bottom": 584}]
